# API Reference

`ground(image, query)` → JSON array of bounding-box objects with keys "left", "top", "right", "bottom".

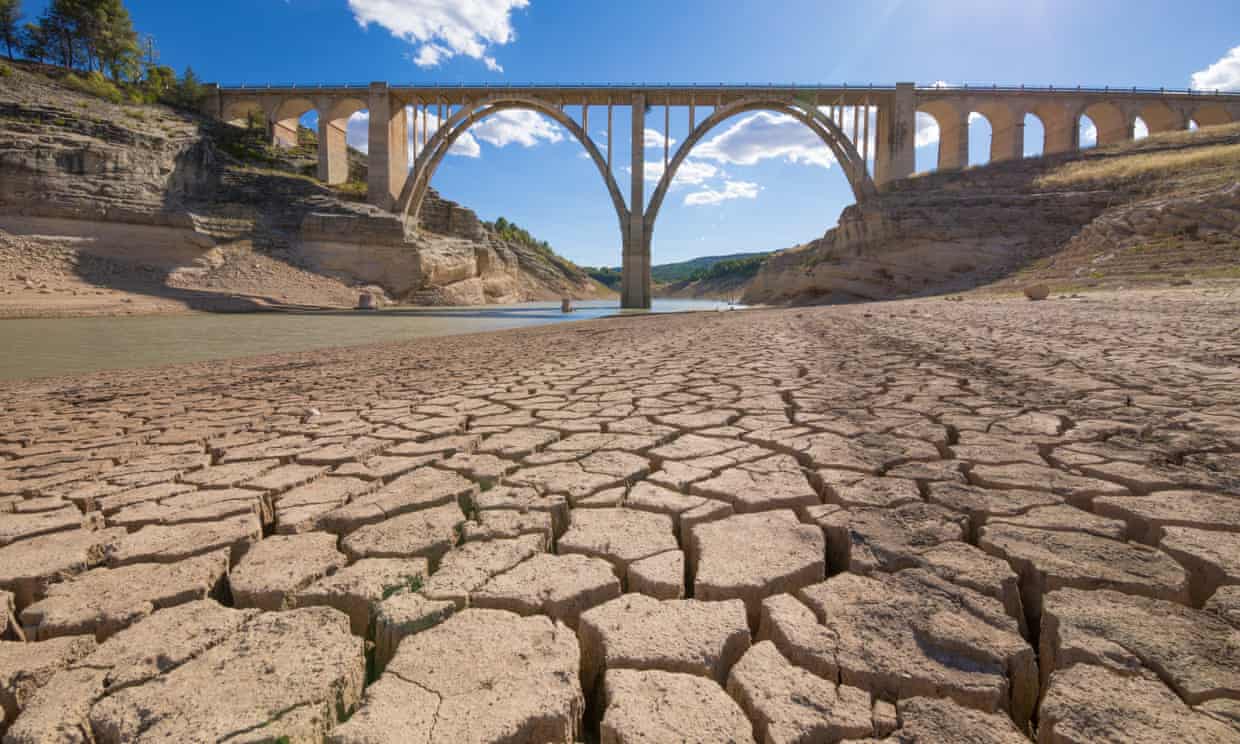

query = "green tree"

[
  {"left": 0, "top": 0, "right": 20, "bottom": 61},
  {"left": 19, "top": 21, "right": 47, "bottom": 62},
  {"left": 94, "top": 0, "right": 138, "bottom": 80},
  {"left": 141, "top": 62, "right": 174, "bottom": 99}
]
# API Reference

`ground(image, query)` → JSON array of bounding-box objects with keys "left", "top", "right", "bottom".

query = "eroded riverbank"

[{"left": 1, "top": 288, "right": 1238, "bottom": 741}]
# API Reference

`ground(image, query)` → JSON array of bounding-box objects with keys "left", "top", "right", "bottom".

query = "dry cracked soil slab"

[
  {"left": 331, "top": 608, "right": 582, "bottom": 743},
  {"left": 3, "top": 292, "right": 1240, "bottom": 741}
]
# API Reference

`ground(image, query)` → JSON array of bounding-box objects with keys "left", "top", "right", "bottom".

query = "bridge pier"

[
  {"left": 875, "top": 83, "right": 916, "bottom": 188},
  {"left": 317, "top": 115, "right": 349, "bottom": 185},
  {"left": 621, "top": 93, "right": 651, "bottom": 309},
  {"left": 367, "top": 83, "right": 408, "bottom": 211}
]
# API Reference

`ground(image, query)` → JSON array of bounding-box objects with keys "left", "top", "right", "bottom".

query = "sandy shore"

[{"left": 1, "top": 289, "right": 1239, "bottom": 741}]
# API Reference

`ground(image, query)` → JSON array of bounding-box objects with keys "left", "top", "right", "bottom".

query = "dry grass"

[{"left": 1036, "top": 142, "right": 1240, "bottom": 188}]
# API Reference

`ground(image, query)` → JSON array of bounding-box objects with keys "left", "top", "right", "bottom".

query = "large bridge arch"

[
  {"left": 645, "top": 97, "right": 877, "bottom": 249},
  {"left": 396, "top": 96, "right": 629, "bottom": 240}
]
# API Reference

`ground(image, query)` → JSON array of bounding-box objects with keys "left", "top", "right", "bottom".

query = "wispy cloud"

[
  {"left": 1192, "top": 45, "right": 1240, "bottom": 91},
  {"left": 684, "top": 180, "right": 761, "bottom": 206},
  {"left": 347, "top": 0, "right": 528, "bottom": 72}
]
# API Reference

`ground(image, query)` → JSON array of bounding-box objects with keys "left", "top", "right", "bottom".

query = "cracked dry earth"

[{"left": 1, "top": 290, "right": 1239, "bottom": 743}]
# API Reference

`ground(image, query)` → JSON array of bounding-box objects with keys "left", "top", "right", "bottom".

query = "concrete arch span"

[
  {"left": 1193, "top": 103, "right": 1235, "bottom": 128},
  {"left": 397, "top": 96, "right": 629, "bottom": 238},
  {"left": 221, "top": 98, "right": 264, "bottom": 127},
  {"left": 269, "top": 97, "right": 315, "bottom": 149},
  {"left": 1079, "top": 102, "right": 1130, "bottom": 146},
  {"left": 644, "top": 97, "right": 876, "bottom": 249}
]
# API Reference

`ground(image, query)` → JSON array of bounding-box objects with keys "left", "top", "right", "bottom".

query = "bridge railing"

[{"left": 212, "top": 82, "right": 1240, "bottom": 98}]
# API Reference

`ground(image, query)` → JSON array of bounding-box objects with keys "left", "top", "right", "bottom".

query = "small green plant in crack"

[{"left": 381, "top": 574, "right": 424, "bottom": 600}]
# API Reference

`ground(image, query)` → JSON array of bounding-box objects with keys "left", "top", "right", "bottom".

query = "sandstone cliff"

[
  {"left": 743, "top": 123, "right": 1240, "bottom": 305},
  {"left": 0, "top": 62, "right": 607, "bottom": 315}
]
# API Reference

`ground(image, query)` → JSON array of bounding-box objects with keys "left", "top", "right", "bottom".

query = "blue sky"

[{"left": 21, "top": 0, "right": 1240, "bottom": 267}]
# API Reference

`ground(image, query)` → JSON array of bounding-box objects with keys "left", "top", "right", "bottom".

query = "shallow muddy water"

[{"left": 0, "top": 299, "right": 736, "bottom": 381}]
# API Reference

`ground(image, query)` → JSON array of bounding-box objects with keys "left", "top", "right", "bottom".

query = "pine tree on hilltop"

[{"left": 0, "top": 0, "right": 20, "bottom": 61}]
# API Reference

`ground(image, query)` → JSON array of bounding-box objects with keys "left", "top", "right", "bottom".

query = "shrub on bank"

[{"left": 63, "top": 71, "right": 125, "bottom": 104}]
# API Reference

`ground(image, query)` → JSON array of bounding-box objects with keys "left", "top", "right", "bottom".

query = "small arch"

[
  {"left": 1023, "top": 112, "right": 1045, "bottom": 158},
  {"left": 1080, "top": 102, "right": 1129, "bottom": 146},
  {"left": 914, "top": 110, "right": 942, "bottom": 174},
  {"left": 972, "top": 103, "right": 1020, "bottom": 163},
  {"left": 1137, "top": 101, "right": 1182, "bottom": 135},
  {"left": 270, "top": 97, "right": 315, "bottom": 149},
  {"left": 221, "top": 98, "right": 263, "bottom": 128},
  {"left": 1193, "top": 103, "right": 1234, "bottom": 129},
  {"left": 917, "top": 100, "right": 967, "bottom": 171},
  {"left": 316, "top": 97, "right": 367, "bottom": 185},
  {"left": 967, "top": 110, "right": 994, "bottom": 166},
  {"left": 1079, "top": 114, "right": 1099, "bottom": 150},
  {"left": 1030, "top": 102, "right": 1074, "bottom": 155},
  {"left": 1133, "top": 117, "right": 1150, "bottom": 141}
]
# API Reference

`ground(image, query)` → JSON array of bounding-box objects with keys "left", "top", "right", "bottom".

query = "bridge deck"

[{"left": 214, "top": 83, "right": 1240, "bottom": 108}]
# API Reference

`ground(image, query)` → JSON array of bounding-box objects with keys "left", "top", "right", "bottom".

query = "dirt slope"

[
  {"left": 744, "top": 123, "right": 1240, "bottom": 305},
  {"left": 0, "top": 61, "right": 610, "bottom": 317}
]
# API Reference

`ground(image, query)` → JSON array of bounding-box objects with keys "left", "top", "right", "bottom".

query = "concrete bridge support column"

[
  {"left": 621, "top": 93, "right": 651, "bottom": 309},
  {"left": 367, "top": 83, "right": 408, "bottom": 210},
  {"left": 1042, "top": 107, "right": 1077, "bottom": 154},
  {"left": 317, "top": 115, "right": 349, "bottom": 185},
  {"left": 874, "top": 83, "right": 916, "bottom": 188},
  {"left": 991, "top": 117, "right": 1025, "bottom": 163},
  {"left": 938, "top": 111, "right": 970, "bottom": 170}
]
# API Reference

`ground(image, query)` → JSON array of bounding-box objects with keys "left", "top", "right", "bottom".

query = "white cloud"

[
  {"left": 644, "top": 128, "right": 676, "bottom": 150},
  {"left": 1192, "top": 45, "right": 1240, "bottom": 91},
  {"left": 347, "top": 0, "right": 528, "bottom": 71},
  {"left": 694, "top": 112, "right": 836, "bottom": 169},
  {"left": 684, "top": 180, "right": 761, "bottom": 206},
  {"left": 642, "top": 159, "right": 718, "bottom": 186},
  {"left": 470, "top": 110, "right": 563, "bottom": 147}
]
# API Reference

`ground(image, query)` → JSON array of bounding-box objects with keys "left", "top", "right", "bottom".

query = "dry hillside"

[
  {"left": 0, "top": 61, "right": 610, "bottom": 317},
  {"left": 745, "top": 123, "right": 1240, "bottom": 304}
]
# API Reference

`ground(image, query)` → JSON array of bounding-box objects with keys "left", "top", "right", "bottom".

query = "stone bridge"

[{"left": 203, "top": 82, "right": 1240, "bottom": 308}]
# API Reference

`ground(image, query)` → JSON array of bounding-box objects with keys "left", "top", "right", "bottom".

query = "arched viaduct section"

[{"left": 205, "top": 82, "right": 1240, "bottom": 308}]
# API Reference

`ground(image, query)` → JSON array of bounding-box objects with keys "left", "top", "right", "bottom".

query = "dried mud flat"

[{"left": 1, "top": 288, "right": 1239, "bottom": 743}]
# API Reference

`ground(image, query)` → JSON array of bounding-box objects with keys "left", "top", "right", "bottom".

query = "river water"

[{"left": 0, "top": 299, "right": 735, "bottom": 381}]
